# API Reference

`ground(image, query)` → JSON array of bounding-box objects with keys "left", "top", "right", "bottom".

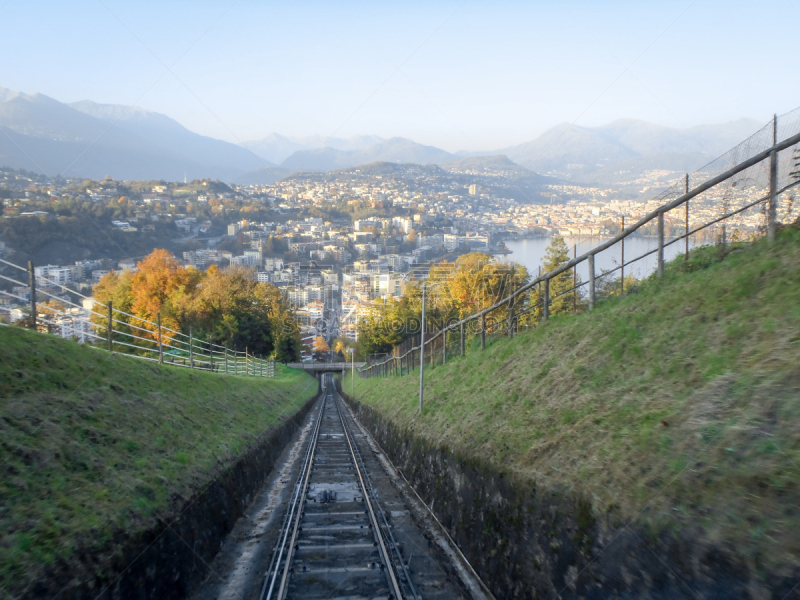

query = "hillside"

[
  {"left": 351, "top": 230, "right": 800, "bottom": 574},
  {"left": 0, "top": 326, "right": 317, "bottom": 597}
]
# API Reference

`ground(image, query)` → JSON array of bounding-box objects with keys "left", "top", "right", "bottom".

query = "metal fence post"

[
  {"left": 419, "top": 283, "right": 426, "bottom": 413},
  {"left": 107, "top": 300, "right": 113, "bottom": 352},
  {"left": 657, "top": 211, "right": 665, "bottom": 277},
  {"left": 481, "top": 313, "right": 486, "bottom": 349},
  {"left": 27, "top": 261, "right": 36, "bottom": 331},
  {"left": 588, "top": 254, "right": 596, "bottom": 309},
  {"left": 620, "top": 216, "right": 625, "bottom": 295},
  {"left": 189, "top": 327, "right": 194, "bottom": 368},
  {"left": 460, "top": 322, "right": 465, "bottom": 356},
  {"left": 685, "top": 174, "right": 690, "bottom": 260},
  {"left": 769, "top": 114, "right": 778, "bottom": 242},
  {"left": 443, "top": 329, "right": 447, "bottom": 364},
  {"left": 507, "top": 296, "right": 514, "bottom": 339},
  {"left": 573, "top": 244, "right": 578, "bottom": 313},
  {"left": 224, "top": 347, "right": 228, "bottom": 374},
  {"left": 543, "top": 278, "right": 550, "bottom": 321},
  {"left": 157, "top": 312, "right": 163, "bottom": 364}
]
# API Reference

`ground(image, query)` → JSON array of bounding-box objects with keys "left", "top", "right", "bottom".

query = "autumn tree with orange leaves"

[{"left": 92, "top": 249, "right": 300, "bottom": 360}]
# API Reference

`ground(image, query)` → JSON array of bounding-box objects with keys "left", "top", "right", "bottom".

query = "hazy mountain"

[
  {"left": 0, "top": 87, "right": 270, "bottom": 181},
  {"left": 244, "top": 133, "right": 385, "bottom": 164},
  {"left": 0, "top": 85, "right": 764, "bottom": 187},
  {"left": 69, "top": 100, "right": 271, "bottom": 176},
  {"left": 236, "top": 166, "right": 293, "bottom": 186},
  {"left": 441, "top": 154, "right": 554, "bottom": 182},
  {"left": 500, "top": 118, "right": 764, "bottom": 183},
  {"left": 278, "top": 137, "right": 455, "bottom": 172}
]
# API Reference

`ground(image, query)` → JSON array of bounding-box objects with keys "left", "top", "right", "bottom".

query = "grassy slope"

[
  {"left": 353, "top": 230, "right": 800, "bottom": 570},
  {"left": 0, "top": 327, "right": 316, "bottom": 596}
]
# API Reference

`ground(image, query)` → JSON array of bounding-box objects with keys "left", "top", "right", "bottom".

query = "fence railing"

[
  {"left": 0, "top": 258, "right": 276, "bottom": 378},
  {"left": 360, "top": 109, "right": 800, "bottom": 379}
]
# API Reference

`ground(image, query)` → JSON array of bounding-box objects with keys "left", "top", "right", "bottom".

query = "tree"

[
  {"left": 355, "top": 252, "right": 529, "bottom": 353},
  {"left": 312, "top": 336, "right": 330, "bottom": 360},
  {"left": 89, "top": 250, "right": 302, "bottom": 361},
  {"left": 331, "top": 337, "right": 352, "bottom": 360},
  {"left": 529, "top": 236, "right": 578, "bottom": 319},
  {"left": 91, "top": 269, "right": 135, "bottom": 345},
  {"left": 130, "top": 249, "right": 202, "bottom": 341},
  {"left": 313, "top": 336, "right": 330, "bottom": 353}
]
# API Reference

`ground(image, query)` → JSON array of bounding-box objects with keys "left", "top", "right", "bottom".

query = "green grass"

[
  {"left": 0, "top": 326, "right": 316, "bottom": 597},
  {"left": 353, "top": 230, "right": 800, "bottom": 569}
]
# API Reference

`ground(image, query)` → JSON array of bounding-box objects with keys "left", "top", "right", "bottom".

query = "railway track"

[{"left": 260, "top": 374, "right": 419, "bottom": 600}]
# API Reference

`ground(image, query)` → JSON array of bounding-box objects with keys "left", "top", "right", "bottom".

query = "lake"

[{"left": 504, "top": 235, "right": 705, "bottom": 282}]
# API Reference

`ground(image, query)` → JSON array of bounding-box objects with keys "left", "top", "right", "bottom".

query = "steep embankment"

[
  {"left": 0, "top": 327, "right": 317, "bottom": 598},
  {"left": 350, "top": 230, "right": 800, "bottom": 598}
]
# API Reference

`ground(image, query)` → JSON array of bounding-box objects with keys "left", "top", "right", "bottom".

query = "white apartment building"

[
  {"left": 230, "top": 253, "right": 260, "bottom": 267},
  {"left": 34, "top": 265, "right": 73, "bottom": 286},
  {"left": 372, "top": 274, "right": 403, "bottom": 298},
  {"left": 287, "top": 287, "right": 309, "bottom": 307},
  {"left": 321, "top": 270, "right": 338, "bottom": 285},
  {"left": 417, "top": 234, "right": 444, "bottom": 248},
  {"left": 264, "top": 258, "right": 284, "bottom": 271},
  {"left": 392, "top": 216, "right": 413, "bottom": 233}
]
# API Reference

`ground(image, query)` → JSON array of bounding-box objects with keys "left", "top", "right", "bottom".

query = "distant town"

[{"left": 0, "top": 159, "right": 769, "bottom": 358}]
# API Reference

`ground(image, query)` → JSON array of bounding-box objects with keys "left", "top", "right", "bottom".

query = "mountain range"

[
  {"left": 498, "top": 118, "right": 763, "bottom": 182},
  {"left": 0, "top": 86, "right": 765, "bottom": 186},
  {"left": 0, "top": 87, "right": 269, "bottom": 181}
]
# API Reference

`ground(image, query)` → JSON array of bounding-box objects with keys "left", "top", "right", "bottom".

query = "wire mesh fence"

[
  {"left": 361, "top": 109, "right": 800, "bottom": 379},
  {"left": 0, "top": 257, "right": 276, "bottom": 378}
]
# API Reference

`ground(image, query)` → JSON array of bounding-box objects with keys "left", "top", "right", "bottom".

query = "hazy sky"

[{"left": 2, "top": 0, "right": 798, "bottom": 151}]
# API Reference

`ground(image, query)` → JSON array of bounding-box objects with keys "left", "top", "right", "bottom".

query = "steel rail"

[
  {"left": 330, "top": 387, "right": 405, "bottom": 600},
  {"left": 334, "top": 389, "right": 420, "bottom": 600},
  {"left": 262, "top": 396, "right": 326, "bottom": 600}
]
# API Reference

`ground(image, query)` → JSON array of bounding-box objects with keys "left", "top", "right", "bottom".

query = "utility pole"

[{"left": 419, "top": 283, "right": 426, "bottom": 414}]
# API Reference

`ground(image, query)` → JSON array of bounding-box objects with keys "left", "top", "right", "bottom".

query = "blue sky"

[{"left": 2, "top": 0, "right": 798, "bottom": 151}]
